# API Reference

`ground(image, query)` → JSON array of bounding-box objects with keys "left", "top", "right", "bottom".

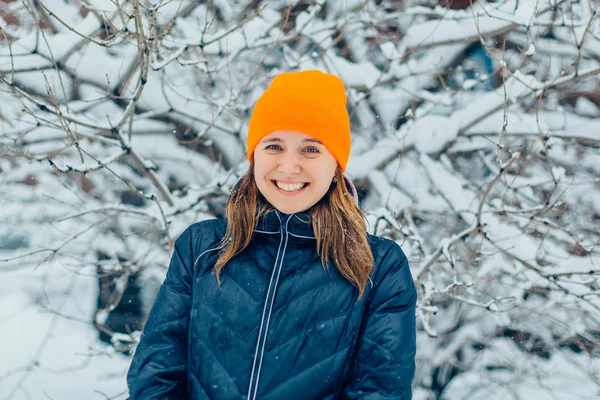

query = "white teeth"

[{"left": 275, "top": 181, "right": 306, "bottom": 192}]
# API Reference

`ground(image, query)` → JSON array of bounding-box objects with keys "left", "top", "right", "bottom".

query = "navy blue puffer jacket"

[{"left": 127, "top": 210, "right": 417, "bottom": 399}]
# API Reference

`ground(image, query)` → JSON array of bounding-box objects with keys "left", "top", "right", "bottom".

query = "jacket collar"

[{"left": 254, "top": 210, "right": 316, "bottom": 239}]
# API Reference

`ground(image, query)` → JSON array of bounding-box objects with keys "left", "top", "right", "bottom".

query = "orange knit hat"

[{"left": 247, "top": 70, "right": 351, "bottom": 172}]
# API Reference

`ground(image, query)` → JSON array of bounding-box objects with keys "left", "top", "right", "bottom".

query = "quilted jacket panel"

[{"left": 127, "top": 211, "right": 417, "bottom": 399}]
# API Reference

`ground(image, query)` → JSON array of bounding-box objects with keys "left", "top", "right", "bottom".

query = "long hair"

[{"left": 214, "top": 161, "right": 374, "bottom": 299}]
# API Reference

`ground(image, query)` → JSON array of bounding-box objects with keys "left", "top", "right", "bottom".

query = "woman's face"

[{"left": 253, "top": 130, "right": 338, "bottom": 214}]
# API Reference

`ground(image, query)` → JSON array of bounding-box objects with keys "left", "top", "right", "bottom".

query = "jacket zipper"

[{"left": 247, "top": 213, "right": 290, "bottom": 400}]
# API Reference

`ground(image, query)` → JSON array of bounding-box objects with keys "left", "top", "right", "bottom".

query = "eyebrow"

[{"left": 261, "top": 137, "right": 323, "bottom": 144}]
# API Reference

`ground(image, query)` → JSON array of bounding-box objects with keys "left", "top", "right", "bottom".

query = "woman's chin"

[{"left": 266, "top": 197, "right": 314, "bottom": 214}]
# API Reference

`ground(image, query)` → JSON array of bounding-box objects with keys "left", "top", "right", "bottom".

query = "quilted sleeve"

[
  {"left": 343, "top": 242, "right": 417, "bottom": 399},
  {"left": 126, "top": 226, "right": 195, "bottom": 399}
]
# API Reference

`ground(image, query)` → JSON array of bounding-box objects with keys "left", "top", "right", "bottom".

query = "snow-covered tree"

[{"left": 1, "top": 1, "right": 599, "bottom": 399}]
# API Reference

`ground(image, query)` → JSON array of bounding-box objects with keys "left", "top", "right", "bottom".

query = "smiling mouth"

[{"left": 272, "top": 180, "right": 310, "bottom": 193}]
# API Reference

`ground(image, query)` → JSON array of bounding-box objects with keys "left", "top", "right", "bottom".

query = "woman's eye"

[
  {"left": 265, "top": 144, "right": 282, "bottom": 151},
  {"left": 304, "top": 146, "right": 319, "bottom": 154}
]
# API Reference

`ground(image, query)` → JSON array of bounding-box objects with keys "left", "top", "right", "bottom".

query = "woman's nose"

[{"left": 278, "top": 151, "right": 301, "bottom": 174}]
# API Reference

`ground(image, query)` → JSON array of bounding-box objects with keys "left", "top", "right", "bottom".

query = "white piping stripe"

[
  {"left": 250, "top": 215, "right": 291, "bottom": 400},
  {"left": 246, "top": 212, "right": 284, "bottom": 400},
  {"left": 288, "top": 232, "right": 316, "bottom": 239},
  {"left": 256, "top": 230, "right": 315, "bottom": 239},
  {"left": 253, "top": 229, "right": 279, "bottom": 235},
  {"left": 193, "top": 242, "right": 228, "bottom": 271}
]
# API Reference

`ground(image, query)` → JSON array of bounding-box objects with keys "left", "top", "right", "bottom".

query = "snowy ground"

[{"left": 0, "top": 261, "right": 129, "bottom": 400}]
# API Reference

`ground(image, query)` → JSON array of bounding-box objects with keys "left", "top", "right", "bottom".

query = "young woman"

[{"left": 127, "top": 70, "right": 417, "bottom": 399}]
